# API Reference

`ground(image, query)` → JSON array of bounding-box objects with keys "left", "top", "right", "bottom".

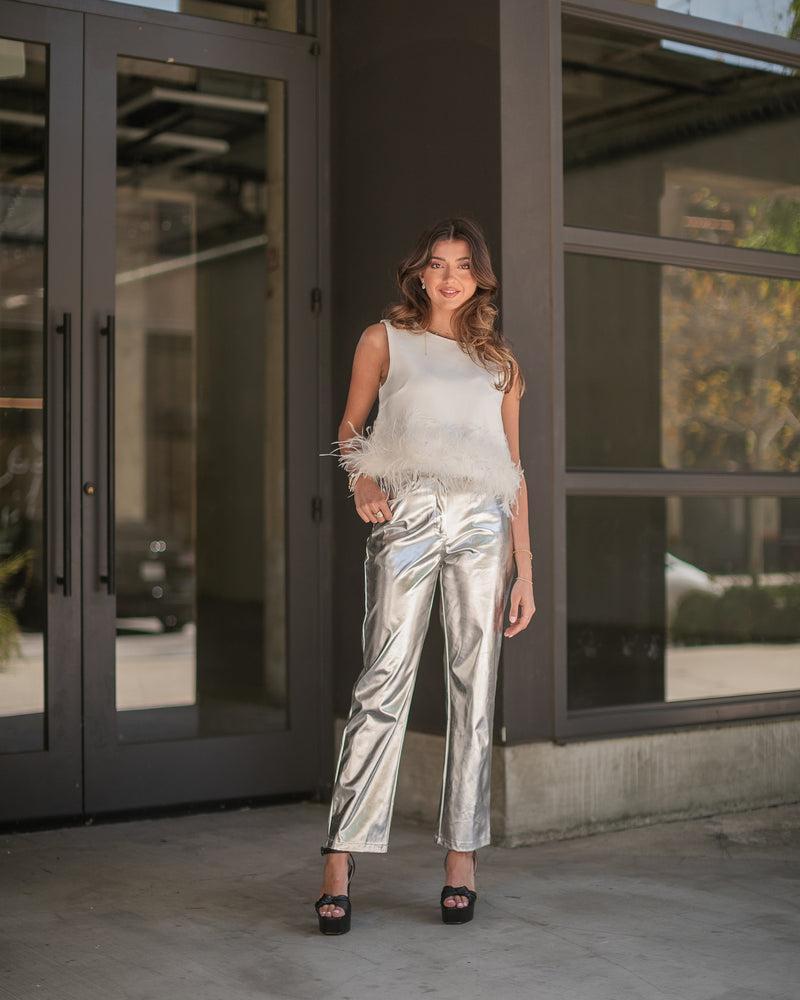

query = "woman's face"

[{"left": 422, "top": 239, "right": 477, "bottom": 316}]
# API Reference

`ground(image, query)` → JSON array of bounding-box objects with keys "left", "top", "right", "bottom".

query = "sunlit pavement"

[
  {"left": 666, "top": 643, "right": 800, "bottom": 700},
  {"left": 1, "top": 801, "right": 798, "bottom": 999},
  {"left": 0, "top": 623, "right": 197, "bottom": 715}
]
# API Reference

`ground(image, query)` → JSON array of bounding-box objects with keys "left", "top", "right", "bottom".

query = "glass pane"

[
  {"left": 115, "top": 56, "right": 287, "bottom": 743},
  {"left": 567, "top": 495, "right": 800, "bottom": 710},
  {"left": 626, "top": 0, "right": 798, "bottom": 37},
  {"left": 565, "top": 254, "right": 800, "bottom": 471},
  {"left": 563, "top": 17, "right": 800, "bottom": 248},
  {"left": 0, "top": 41, "right": 47, "bottom": 754},
  {"left": 102, "top": 0, "right": 302, "bottom": 33}
]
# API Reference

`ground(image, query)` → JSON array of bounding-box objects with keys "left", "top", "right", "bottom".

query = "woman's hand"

[
  {"left": 353, "top": 476, "right": 393, "bottom": 525},
  {"left": 504, "top": 578, "right": 535, "bottom": 638}
]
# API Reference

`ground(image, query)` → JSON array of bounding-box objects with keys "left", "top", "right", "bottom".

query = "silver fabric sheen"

[{"left": 325, "top": 480, "right": 512, "bottom": 853}]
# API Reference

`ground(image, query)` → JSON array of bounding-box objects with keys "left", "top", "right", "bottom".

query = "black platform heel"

[
  {"left": 315, "top": 848, "right": 355, "bottom": 936},
  {"left": 440, "top": 851, "right": 478, "bottom": 925}
]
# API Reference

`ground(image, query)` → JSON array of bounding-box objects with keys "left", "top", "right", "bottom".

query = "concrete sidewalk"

[{"left": 1, "top": 801, "right": 799, "bottom": 1000}]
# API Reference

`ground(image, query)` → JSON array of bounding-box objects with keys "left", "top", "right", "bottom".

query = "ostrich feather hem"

[{"left": 328, "top": 420, "right": 522, "bottom": 517}]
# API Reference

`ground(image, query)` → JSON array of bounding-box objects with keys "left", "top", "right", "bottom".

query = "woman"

[{"left": 316, "top": 218, "right": 535, "bottom": 934}]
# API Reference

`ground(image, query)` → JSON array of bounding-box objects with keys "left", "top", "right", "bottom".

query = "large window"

[
  {"left": 567, "top": 495, "right": 800, "bottom": 709},
  {"left": 565, "top": 256, "right": 800, "bottom": 473},
  {"left": 563, "top": 17, "right": 800, "bottom": 247},
  {"left": 560, "top": 3, "right": 800, "bottom": 731}
]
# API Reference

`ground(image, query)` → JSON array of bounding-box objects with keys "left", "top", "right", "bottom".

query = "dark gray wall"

[{"left": 330, "top": 1, "right": 502, "bottom": 731}]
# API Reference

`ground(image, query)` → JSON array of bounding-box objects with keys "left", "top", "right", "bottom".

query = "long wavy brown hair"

[{"left": 384, "top": 217, "right": 524, "bottom": 395}]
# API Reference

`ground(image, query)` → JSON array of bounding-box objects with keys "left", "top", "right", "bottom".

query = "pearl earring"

[{"left": 421, "top": 279, "right": 426, "bottom": 290}]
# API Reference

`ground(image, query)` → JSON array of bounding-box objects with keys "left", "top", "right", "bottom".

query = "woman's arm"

[
  {"left": 338, "top": 323, "right": 394, "bottom": 524},
  {"left": 501, "top": 384, "right": 536, "bottom": 637}
]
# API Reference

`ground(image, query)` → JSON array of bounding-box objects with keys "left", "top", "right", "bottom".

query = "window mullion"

[
  {"left": 566, "top": 470, "right": 800, "bottom": 496},
  {"left": 564, "top": 227, "right": 800, "bottom": 280}
]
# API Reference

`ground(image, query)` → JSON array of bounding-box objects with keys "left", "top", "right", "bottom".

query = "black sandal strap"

[
  {"left": 315, "top": 893, "right": 350, "bottom": 913},
  {"left": 440, "top": 884, "right": 477, "bottom": 905}
]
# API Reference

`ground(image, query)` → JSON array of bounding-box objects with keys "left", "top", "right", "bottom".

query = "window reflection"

[
  {"left": 626, "top": 0, "right": 799, "bottom": 38},
  {"left": 0, "top": 42, "right": 47, "bottom": 754},
  {"left": 114, "top": 57, "right": 287, "bottom": 743},
  {"left": 97, "top": 0, "right": 301, "bottom": 33},
  {"left": 662, "top": 267, "right": 800, "bottom": 473},
  {"left": 567, "top": 495, "right": 800, "bottom": 710},
  {"left": 565, "top": 255, "right": 800, "bottom": 472},
  {"left": 563, "top": 17, "right": 800, "bottom": 248}
]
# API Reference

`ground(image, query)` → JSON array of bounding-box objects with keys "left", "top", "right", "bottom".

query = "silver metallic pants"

[{"left": 325, "top": 480, "right": 512, "bottom": 853}]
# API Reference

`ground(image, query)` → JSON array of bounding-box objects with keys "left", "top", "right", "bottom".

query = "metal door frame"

[
  {"left": 0, "top": 0, "right": 84, "bottom": 823},
  {"left": 0, "top": 1, "right": 329, "bottom": 823},
  {"left": 81, "top": 12, "right": 323, "bottom": 813}
]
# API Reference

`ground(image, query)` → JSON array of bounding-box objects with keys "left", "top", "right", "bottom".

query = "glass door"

[
  {"left": 82, "top": 16, "right": 320, "bottom": 812},
  {"left": 0, "top": 1, "right": 83, "bottom": 823}
]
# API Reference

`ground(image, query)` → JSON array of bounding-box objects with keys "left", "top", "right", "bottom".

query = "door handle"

[
  {"left": 55, "top": 312, "right": 71, "bottom": 596},
  {"left": 99, "top": 314, "right": 115, "bottom": 595}
]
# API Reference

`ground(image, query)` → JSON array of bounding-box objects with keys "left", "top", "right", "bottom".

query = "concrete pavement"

[{"left": 1, "top": 801, "right": 799, "bottom": 999}]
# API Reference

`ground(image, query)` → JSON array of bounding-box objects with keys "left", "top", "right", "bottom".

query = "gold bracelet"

[
  {"left": 347, "top": 471, "right": 361, "bottom": 494},
  {"left": 513, "top": 548, "right": 533, "bottom": 558},
  {"left": 516, "top": 576, "right": 533, "bottom": 584}
]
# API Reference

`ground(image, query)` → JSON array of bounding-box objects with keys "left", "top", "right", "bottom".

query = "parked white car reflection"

[{"left": 666, "top": 553, "right": 725, "bottom": 621}]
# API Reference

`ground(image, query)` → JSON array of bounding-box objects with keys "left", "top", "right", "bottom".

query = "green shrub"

[
  {"left": 670, "top": 591, "right": 721, "bottom": 645},
  {"left": 671, "top": 582, "right": 800, "bottom": 645}
]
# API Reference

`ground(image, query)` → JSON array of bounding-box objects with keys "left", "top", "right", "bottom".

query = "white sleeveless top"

[{"left": 337, "top": 320, "right": 521, "bottom": 514}]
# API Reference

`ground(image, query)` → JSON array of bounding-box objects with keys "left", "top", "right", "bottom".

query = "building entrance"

[{"left": 0, "top": 0, "right": 323, "bottom": 822}]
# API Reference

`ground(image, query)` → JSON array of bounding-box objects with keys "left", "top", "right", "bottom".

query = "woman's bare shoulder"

[
  {"left": 359, "top": 322, "right": 388, "bottom": 348},
  {"left": 354, "top": 322, "right": 389, "bottom": 362}
]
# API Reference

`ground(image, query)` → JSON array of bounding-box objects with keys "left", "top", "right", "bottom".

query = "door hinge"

[
  {"left": 309, "top": 41, "right": 321, "bottom": 57},
  {"left": 310, "top": 287, "right": 322, "bottom": 315},
  {"left": 311, "top": 496, "right": 323, "bottom": 522}
]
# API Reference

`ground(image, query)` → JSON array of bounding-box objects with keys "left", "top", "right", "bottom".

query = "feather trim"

[{"left": 327, "top": 417, "right": 522, "bottom": 516}]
